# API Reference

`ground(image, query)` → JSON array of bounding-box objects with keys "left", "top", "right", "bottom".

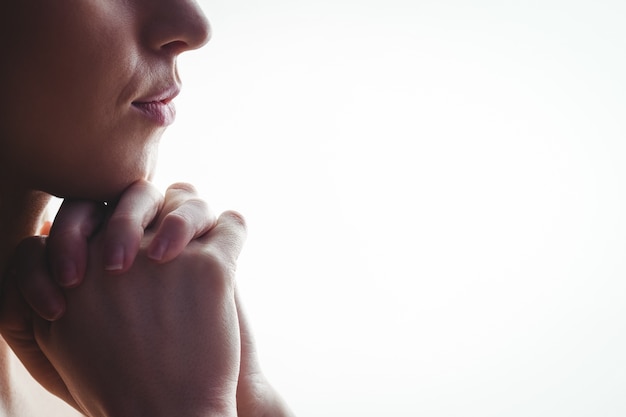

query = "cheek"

[
  {"left": 0, "top": 5, "right": 159, "bottom": 200},
  {"left": 1, "top": 2, "right": 167, "bottom": 201}
]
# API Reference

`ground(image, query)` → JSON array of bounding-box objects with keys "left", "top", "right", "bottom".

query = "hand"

[
  {"left": 27, "top": 180, "right": 216, "bottom": 321},
  {"left": 0, "top": 211, "right": 247, "bottom": 417}
]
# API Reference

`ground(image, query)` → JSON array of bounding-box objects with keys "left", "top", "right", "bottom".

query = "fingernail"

[
  {"left": 104, "top": 245, "right": 125, "bottom": 271},
  {"left": 148, "top": 237, "right": 169, "bottom": 261},
  {"left": 57, "top": 259, "right": 79, "bottom": 287}
]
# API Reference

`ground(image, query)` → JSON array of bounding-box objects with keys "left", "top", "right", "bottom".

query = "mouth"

[
  {"left": 132, "top": 100, "right": 176, "bottom": 126},
  {"left": 132, "top": 86, "right": 180, "bottom": 127}
]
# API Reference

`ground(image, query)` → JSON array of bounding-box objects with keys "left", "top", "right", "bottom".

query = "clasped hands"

[{"left": 0, "top": 181, "right": 288, "bottom": 417}]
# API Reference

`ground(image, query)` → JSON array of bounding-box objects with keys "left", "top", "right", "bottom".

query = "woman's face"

[{"left": 0, "top": 0, "right": 210, "bottom": 200}]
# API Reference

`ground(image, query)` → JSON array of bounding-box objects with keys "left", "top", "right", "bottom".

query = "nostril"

[{"left": 161, "top": 40, "right": 190, "bottom": 55}]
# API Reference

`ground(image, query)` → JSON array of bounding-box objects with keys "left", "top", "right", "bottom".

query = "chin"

[
  {"left": 39, "top": 151, "right": 158, "bottom": 202},
  {"left": 49, "top": 187, "right": 122, "bottom": 203},
  {"left": 46, "top": 174, "right": 149, "bottom": 203}
]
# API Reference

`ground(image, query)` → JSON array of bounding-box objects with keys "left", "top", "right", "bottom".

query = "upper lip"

[{"left": 132, "top": 84, "right": 181, "bottom": 105}]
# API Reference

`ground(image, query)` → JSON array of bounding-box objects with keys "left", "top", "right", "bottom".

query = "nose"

[{"left": 143, "top": 0, "right": 211, "bottom": 55}]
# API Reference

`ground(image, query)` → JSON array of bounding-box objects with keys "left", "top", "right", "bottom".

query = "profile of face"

[{"left": 0, "top": 0, "right": 210, "bottom": 200}]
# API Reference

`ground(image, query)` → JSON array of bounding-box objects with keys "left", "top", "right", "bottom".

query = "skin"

[
  {"left": 2, "top": 190, "right": 296, "bottom": 417},
  {"left": 0, "top": 0, "right": 211, "bottom": 273},
  {"left": 0, "top": 0, "right": 210, "bottom": 200},
  {"left": 2, "top": 210, "right": 247, "bottom": 417},
  {"left": 0, "top": 0, "right": 295, "bottom": 415}
]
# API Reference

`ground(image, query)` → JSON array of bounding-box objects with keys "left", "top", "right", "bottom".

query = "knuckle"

[
  {"left": 127, "top": 179, "right": 162, "bottom": 201},
  {"left": 194, "top": 250, "right": 237, "bottom": 293},
  {"left": 222, "top": 210, "right": 247, "bottom": 231},
  {"left": 107, "top": 211, "right": 140, "bottom": 229},
  {"left": 50, "top": 218, "right": 84, "bottom": 239},
  {"left": 182, "top": 197, "right": 210, "bottom": 213},
  {"left": 167, "top": 182, "right": 198, "bottom": 195},
  {"left": 165, "top": 198, "right": 213, "bottom": 230},
  {"left": 162, "top": 211, "right": 195, "bottom": 235},
  {"left": 105, "top": 214, "right": 144, "bottom": 241},
  {"left": 47, "top": 227, "right": 78, "bottom": 249}
]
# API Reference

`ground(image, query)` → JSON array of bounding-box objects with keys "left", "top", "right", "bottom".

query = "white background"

[{"left": 154, "top": 1, "right": 626, "bottom": 416}]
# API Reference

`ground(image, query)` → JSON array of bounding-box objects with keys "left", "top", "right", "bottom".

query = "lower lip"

[{"left": 132, "top": 101, "right": 176, "bottom": 126}]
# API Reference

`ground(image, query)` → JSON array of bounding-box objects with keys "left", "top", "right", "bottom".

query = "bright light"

[{"left": 154, "top": 1, "right": 626, "bottom": 416}]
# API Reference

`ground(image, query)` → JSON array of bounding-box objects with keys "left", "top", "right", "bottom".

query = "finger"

[
  {"left": 102, "top": 179, "right": 163, "bottom": 273},
  {"left": 0, "top": 256, "right": 33, "bottom": 337},
  {"left": 48, "top": 200, "right": 106, "bottom": 287},
  {"left": 0, "top": 240, "right": 77, "bottom": 409},
  {"left": 147, "top": 182, "right": 217, "bottom": 263},
  {"left": 234, "top": 287, "right": 273, "bottom": 417},
  {"left": 17, "top": 237, "right": 66, "bottom": 321},
  {"left": 200, "top": 210, "right": 248, "bottom": 268}
]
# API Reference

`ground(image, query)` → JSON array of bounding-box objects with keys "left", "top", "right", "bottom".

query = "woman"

[{"left": 0, "top": 0, "right": 293, "bottom": 416}]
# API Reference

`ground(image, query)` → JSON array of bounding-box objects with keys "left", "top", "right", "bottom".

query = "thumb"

[{"left": 235, "top": 288, "right": 263, "bottom": 379}]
